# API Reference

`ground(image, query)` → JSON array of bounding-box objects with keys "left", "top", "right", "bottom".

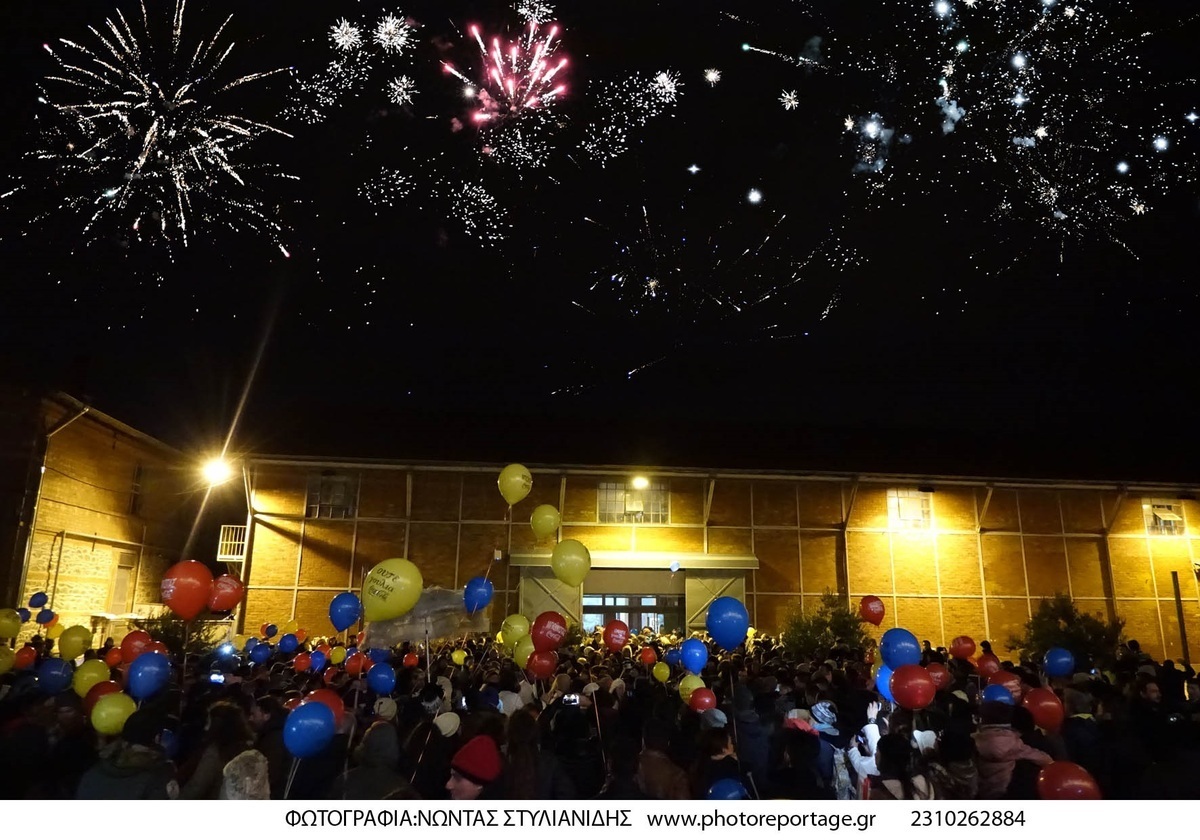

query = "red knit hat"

[{"left": 451, "top": 735, "right": 502, "bottom": 786}]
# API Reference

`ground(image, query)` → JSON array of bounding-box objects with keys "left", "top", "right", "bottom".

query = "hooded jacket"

[
  {"left": 76, "top": 743, "right": 178, "bottom": 800},
  {"left": 973, "top": 725, "right": 1052, "bottom": 798},
  {"left": 329, "top": 724, "right": 419, "bottom": 800}
]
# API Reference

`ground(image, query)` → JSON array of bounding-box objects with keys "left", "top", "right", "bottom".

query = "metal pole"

[{"left": 1172, "top": 571, "right": 1191, "bottom": 667}]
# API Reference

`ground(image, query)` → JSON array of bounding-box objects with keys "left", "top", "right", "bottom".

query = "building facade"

[
  {"left": 235, "top": 456, "right": 1200, "bottom": 660},
  {"left": 2, "top": 392, "right": 198, "bottom": 643}
]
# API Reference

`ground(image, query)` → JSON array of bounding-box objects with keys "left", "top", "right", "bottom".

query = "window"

[
  {"left": 307, "top": 472, "right": 356, "bottom": 519},
  {"left": 598, "top": 481, "right": 669, "bottom": 523},
  {"left": 582, "top": 594, "right": 683, "bottom": 636},
  {"left": 109, "top": 552, "right": 137, "bottom": 614},
  {"left": 888, "top": 488, "right": 932, "bottom": 529},
  {"left": 1144, "top": 498, "right": 1185, "bottom": 536},
  {"left": 128, "top": 464, "right": 144, "bottom": 516}
]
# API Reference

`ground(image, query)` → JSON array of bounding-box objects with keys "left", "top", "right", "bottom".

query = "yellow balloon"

[
  {"left": 330, "top": 646, "right": 347, "bottom": 665},
  {"left": 91, "top": 691, "right": 137, "bottom": 736},
  {"left": 495, "top": 631, "right": 504, "bottom": 645},
  {"left": 530, "top": 504, "right": 562, "bottom": 540},
  {"left": 73, "top": 659, "right": 111, "bottom": 698},
  {"left": 652, "top": 662, "right": 670, "bottom": 683},
  {"left": 679, "top": 674, "right": 705, "bottom": 702},
  {"left": 451, "top": 649, "right": 467, "bottom": 666},
  {"left": 362, "top": 558, "right": 423, "bottom": 622},
  {"left": 59, "top": 625, "right": 92, "bottom": 661},
  {"left": 47, "top": 624, "right": 65, "bottom": 640},
  {"left": 501, "top": 614, "right": 530, "bottom": 645},
  {"left": 514, "top": 634, "right": 536, "bottom": 669},
  {"left": 550, "top": 539, "right": 591, "bottom": 587},
  {"left": 0, "top": 608, "right": 20, "bottom": 639},
  {"left": 498, "top": 464, "right": 533, "bottom": 506},
  {"left": 282, "top": 619, "right": 299, "bottom": 635},
  {"left": 747, "top": 627, "right": 757, "bottom": 638},
  {"left": 0, "top": 646, "right": 13, "bottom": 675}
]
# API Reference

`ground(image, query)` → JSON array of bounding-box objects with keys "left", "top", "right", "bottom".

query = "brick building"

[
  {"left": 1, "top": 391, "right": 200, "bottom": 644},
  {"left": 233, "top": 456, "right": 1200, "bottom": 660}
]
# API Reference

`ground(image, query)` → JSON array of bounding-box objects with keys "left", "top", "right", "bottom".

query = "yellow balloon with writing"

[
  {"left": 362, "top": 558, "right": 423, "bottom": 622},
  {"left": 59, "top": 625, "right": 93, "bottom": 661},
  {"left": 91, "top": 691, "right": 137, "bottom": 736},
  {"left": 550, "top": 539, "right": 591, "bottom": 587},
  {"left": 73, "top": 659, "right": 111, "bottom": 698},
  {"left": 530, "top": 504, "right": 561, "bottom": 540},
  {"left": 513, "top": 634, "right": 536, "bottom": 670},
  {"left": 451, "top": 649, "right": 467, "bottom": 666},
  {"left": 497, "top": 464, "right": 533, "bottom": 506},
  {"left": 679, "top": 674, "right": 705, "bottom": 702},
  {"left": 653, "top": 662, "right": 670, "bottom": 683},
  {"left": 501, "top": 614, "right": 530, "bottom": 646}
]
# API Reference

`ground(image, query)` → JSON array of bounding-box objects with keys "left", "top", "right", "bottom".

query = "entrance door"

[
  {"left": 581, "top": 594, "right": 685, "bottom": 635},
  {"left": 685, "top": 572, "right": 747, "bottom": 632},
  {"left": 518, "top": 567, "right": 582, "bottom": 626}
]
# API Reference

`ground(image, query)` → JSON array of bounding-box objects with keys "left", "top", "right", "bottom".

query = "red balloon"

[
  {"left": 104, "top": 648, "right": 123, "bottom": 667},
  {"left": 284, "top": 697, "right": 303, "bottom": 711},
  {"left": 526, "top": 650, "right": 557, "bottom": 680},
  {"left": 259, "top": 623, "right": 270, "bottom": 638},
  {"left": 293, "top": 653, "right": 312, "bottom": 672},
  {"left": 160, "top": 560, "right": 214, "bottom": 621},
  {"left": 602, "top": 620, "right": 630, "bottom": 653},
  {"left": 1037, "top": 761, "right": 1101, "bottom": 800},
  {"left": 1022, "top": 687, "right": 1065, "bottom": 731},
  {"left": 344, "top": 651, "right": 367, "bottom": 676},
  {"left": 305, "top": 688, "right": 345, "bottom": 725},
  {"left": 859, "top": 596, "right": 886, "bottom": 626},
  {"left": 146, "top": 640, "right": 170, "bottom": 657},
  {"left": 639, "top": 646, "right": 657, "bottom": 665},
  {"left": 356, "top": 631, "right": 366, "bottom": 647},
  {"left": 988, "top": 670, "right": 1023, "bottom": 701},
  {"left": 207, "top": 574, "right": 244, "bottom": 612},
  {"left": 317, "top": 643, "right": 332, "bottom": 656},
  {"left": 689, "top": 687, "right": 718, "bottom": 712},
  {"left": 950, "top": 635, "right": 976, "bottom": 660},
  {"left": 926, "top": 662, "right": 951, "bottom": 691},
  {"left": 890, "top": 664, "right": 937, "bottom": 710},
  {"left": 402, "top": 652, "right": 419, "bottom": 668},
  {"left": 84, "top": 681, "right": 122, "bottom": 715},
  {"left": 44, "top": 612, "right": 59, "bottom": 628},
  {"left": 14, "top": 646, "right": 37, "bottom": 670},
  {"left": 530, "top": 611, "right": 569, "bottom": 653},
  {"left": 295, "top": 629, "right": 308, "bottom": 644},
  {"left": 120, "top": 631, "right": 152, "bottom": 665},
  {"left": 975, "top": 653, "right": 1001, "bottom": 677},
  {"left": 323, "top": 667, "right": 340, "bottom": 686}
]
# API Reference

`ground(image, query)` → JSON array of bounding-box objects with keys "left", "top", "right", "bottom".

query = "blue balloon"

[
  {"left": 329, "top": 592, "right": 362, "bottom": 632},
  {"left": 284, "top": 701, "right": 335, "bottom": 759},
  {"left": 705, "top": 597, "right": 750, "bottom": 650},
  {"left": 264, "top": 624, "right": 278, "bottom": 639},
  {"left": 664, "top": 648, "right": 681, "bottom": 667},
  {"left": 249, "top": 643, "right": 272, "bottom": 664},
  {"left": 366, "top": 663, "right": 396, "bottom": 695},
  {"left": 244, "top": 636, "right": 259, "bottom": 652},
  {"left": 278, "top": 633, "right": 298, "bottom": 654},
  {"left": 29, "top": 591, "right": 48, "bottom": 609},
  {"left": 875, "top": 664, "right": 895, "bottom": 703},
  {"left": 680, "top": 638, "right": 709, "bottom": 674},
  {"left": 982, "top": 684, "right": 1015, "bottom": 705},
  {"left": 308, "top": 650, "right": 327, "bottom": 672},
  {"left": 159, "top": 728, "right": 179, "bottom": 759},
  {"left": 707, "top": 777, "right": 749, "bottom": 800},
  {"left": 128, "top": 652, "right": 171, "bottom": 699},
  {"left": 37, "top": 659, "right": 73, "bottom": 694},
  {"left": 17, "top": 608, "right": 30, "bottom": 623},
  {"left": 1043, "top": 647, "right": 1075, "bottom": 678},
  {"left": 35, "top": 609, "right": 55, "bottom": 625},
  {"left": 368, "top": 648, "right": 390, "bottom": 664},
  {"left": 463, "top": 577, "right": 495, "bottom": 614},
  {"left": 880, "top": 628, "right": 922, "bottom": 669}
]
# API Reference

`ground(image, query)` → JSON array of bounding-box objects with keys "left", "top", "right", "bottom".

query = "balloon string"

[
  {"left": 728, "top": 669, "right": 741, "bottom": 773},
  {"left": 283, "top": 756, "right": 300, "bottom": 800},
  {"left": 410, "top": 726, "right": 434, "bottom": 784}
]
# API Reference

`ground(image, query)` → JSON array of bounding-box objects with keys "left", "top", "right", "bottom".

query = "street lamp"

[
  {"left": 631, "top": 476, "right": 650, "bottom": 490},
  {"left": 202, "top": 457, "right": 234, "bottom": 486}
]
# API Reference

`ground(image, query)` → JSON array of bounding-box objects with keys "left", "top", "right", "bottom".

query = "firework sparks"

[
  {"left": 331, "top": 19, "right": 363, "bottom": 52},
  {"left": 780, "top": 90, "right": 799, "bottom": 110},
  {"left": 374, "top": 14, "right": 413, "bottom": 53},
  {"left": 582, "top": 71, "right": 684, "bottom": 164},
  {"left": 387, "top": 75, "right": 418, "bottom": 106},
  {"left": 442, "top": 21, "right": 568, "bottom": 125},
  {"left": 704, "top": 68, "right": 722, "bottom": 85},
  {"left": 515, "top": 1, "right": 556, "bottom": 25}
]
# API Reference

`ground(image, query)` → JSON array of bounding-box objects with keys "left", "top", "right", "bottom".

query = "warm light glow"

[
  {"left": 203, "top": 458, "right": 234, "bottom": 485},
  {"left": 631, "top": 476, "right": 650, "bottom": 490}
]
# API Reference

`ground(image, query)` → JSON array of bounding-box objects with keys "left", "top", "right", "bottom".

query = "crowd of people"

[{"left": 2, "top": 626, "right": 1198, "bottom": 800}]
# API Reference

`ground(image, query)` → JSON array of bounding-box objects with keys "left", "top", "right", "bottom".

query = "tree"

[
  {"left": 132, "top": 609, "right": 227, "bottom": 657},
  {"left": 1007, "top": 593, "right": 1125, "bottom": 671},
  {"left": 781, "top": 591, "right": 873, "bottom": 663}
]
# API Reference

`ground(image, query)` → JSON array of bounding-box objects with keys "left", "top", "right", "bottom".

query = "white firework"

[
  {"left": 387, "top": 75, "right": 417, "bottom": 106},
  {"left": 516, "top": 1, "right": 556, "bottom": 25},
  {"left": 652, "top": 71, "right": 682, "bottom": 101},
  {"left": 359, "top": 168, "right": 415, "bottom": 207},
  {"left": 780, "top": 90, "right": 800, "bottom": 110},
  {"left": 374, "top": 14, "right": 413, "bottom": 53},
  {"left": 330, "top": 18, "right": 363, "bottom": 52},
  {"left": 704, "top": 68, "right": 722, "bottom": 86}
]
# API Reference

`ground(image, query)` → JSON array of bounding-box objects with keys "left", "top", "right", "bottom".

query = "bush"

[
  {"left": 780, "top": 591, "right": 872, "bottom": 663},
  {"left": 132, "top": 609, "right": 228, "bottom": 657},
  {"left": 1007, "top": 593, "right": 1125, "bottom": 671}
]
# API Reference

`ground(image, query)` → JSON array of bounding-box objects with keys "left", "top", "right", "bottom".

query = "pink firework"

[{"left": 441, "top": 21, "right": 567, "bottom": 124}]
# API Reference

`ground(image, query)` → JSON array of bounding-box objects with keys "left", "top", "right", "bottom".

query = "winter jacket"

[
  {"left": 844, "top": 722, "right": 880, "bottom": 798},
  {"left": 76, "top": 743, "right": 178, "bottom": 800},
  {"left": 973, "top": 725, "right": 1052, "bottom": 798},
  {"left": 927, "top": 759, "right": 979, "bottom": 800},
  {"left": 868, "top": 774, "right": 937, "bottom": 800},
  {"left": 329, "top": 724, "right": 419, "bottom": 800},
  {"left": 637, "top": 749, "right": 690, "bottom": 799}
]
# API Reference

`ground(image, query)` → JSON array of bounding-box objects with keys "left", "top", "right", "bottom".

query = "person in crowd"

[
  {"left": 505, "top": 706, "right": 576, "bottom": 799},
  {"left": 77, "top": 710, "right": 178, "bottom": 799},
  {"left": 869, "top": 733, "right": 937, "bottom": 800},
  {"left": 637, "top": 721, "right": 690, "bottom": 799},
  {"left": 179, "top": 700, "right": 258, "bottom": 799},
  {"left": 972, "top": 702, "right": 1053, "bottom": 798},
  {"left": 445, "top": 734, "right": 504, "bottom": 800},
  {"left": 328, "top": 721, "right": 419, "bottom": 799},
  {"left": 248, "top": 695, "right": 288, "bottom": 799}
]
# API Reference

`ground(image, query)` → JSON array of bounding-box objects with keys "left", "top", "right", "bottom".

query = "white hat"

[
  {"left": 433, "top": 712, "right": 461, "bottom": 737},
  {"left": 436, "top": 677, "right": 454, "bottom": 712},
  {"left": 498, "top": 690, "right": 524, "bottom": 716},
  {"left": 582, "top": 682, "right": 600, "bottom": 696},
  {"left": 610, "top": 678, "right": 626, "bottom": 696}
]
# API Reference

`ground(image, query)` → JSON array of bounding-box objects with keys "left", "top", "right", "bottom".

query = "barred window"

[
  {"left": 1143, "top": 498, "right": 1184, "bottom": 536},
  {"left": 307, "top": 472, "right": 356, "bottom": 519},
  {"left": 598, "top": 481, "right": 669, "bottom": 524},
  {"left": 888, "top": 488, "right": 932, "bottom": 529}
]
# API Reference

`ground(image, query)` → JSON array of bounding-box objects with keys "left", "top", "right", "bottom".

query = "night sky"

[{"left": 1, "top": 1, "right": 1197, "bottom": 479}]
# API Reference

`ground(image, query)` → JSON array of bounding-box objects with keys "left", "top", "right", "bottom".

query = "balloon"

[
  {"left": 0, "top": 608, "right": 20, "bottom": 638},
  {"left": 84, "top": 680, "right": 122, "bottom": 715},
  {"left": 284, "top": 697, "right": 303, "bottom": 711},
  {"left": 330, "top": 646, "right": 347, "bottom": 665},
  {"left": 1038, "top": 761, "right": 1101, "bottom": 800},
  {"left": 356, "top": 631, "right": 366, "bottom": 647},
  {"left": 975, "top": 653, "right": 1001, "bottom": 677},
  {"left": 91, "top": 691, "right": 137, "bottom": 736},
  {"left": 295, "top": 629, "right": 308, "bottom": 644},
  {"left": 530, "top": 504, "right": 561, "bottom": 539},
  {"left": 689, "top": 687, "right": 717, "bottom": 712},
  {"left": 451, "top": 649, "right": 467, "bottom": 666},
  {"left": 890, "top": 664, "right": 937, "bottom": 710},
  {"left": 950, "top": 635, "right": 976, "bottom": 660},
  {"left": 652, "top": 662, "right": 670, "bottom": 683},
  {"left": 601, "top": 620, "right": 630, "bottom": 653},
  {"left": 104, "top": 648, "right": 123, "bottom": 667},
  {"left": 278, "top": 634, "right": 298, "bottom": 654},
  {"left": 17, "top": 608, "right": 31, "bottom": 623},
  {"left": 1043, "top": 647, "right": 1075, "bottom": 678},
  {"left": 159, "top": 728, "right": 179, "bottom": 760},
  {"left": 363, "top": 558, "right": 423, "bottom": 622},
  {"left": 73, "top": 659, "right": 111, "bottom": 698},
  {"left": 402, "top": 652, "right": 419, "bottom": 668},
  {"left": 550, "top": 540, "right": 591, "bottom": 587},
  {"left": 514, "top": 634, "right": 537, "bottom": 669},
  {"left": 160, "top": 560, "right": 214, "bottom": 621},
  {"left": 880, "top": 628, "right": 921, "bottom": 669},
  {"left": 328, "top": 592, "right": 363, "bottom": 632},
  {"left": 37, "top": 659, "right": 74, "bottom": 694},
  {"left": 664, "top": 648, "right": 681, "bottom": 667},
  {"left": 989, "top": 670, "right": 1023, "bottom": 701},
  {"left": 36, "top": 609, "right": 56, "bottom": 625},
  {"left": 530, "top": 611, "right": 568, "bottom": 652},
  {"left": 47, "top": 623, "right": 64, "bottom": 640},
  {"left": 244, "top": 637, "right": 259, "bottom": 652},
  {"left": 127, "top": 652, "right": 171, "bottom": 699},
  {"left": 0, "top": 647, "right": 13, "bottom": 676},
  {"left": 207, "top": 575, "right": 244, "bottom": 611},
  {"left": 15, "top": 646, "right": 37, "bottom": 670},
  {"left": 249, "top": 643, "right": 272, "bottom": 664},
  {"left": 501, "top": 614, "right": 531, "bottom": 645},
  {"left": 526, "top": 650, "right": 558, "bottom": 680},
  {"left": 705, "top": 597, "right": 750, "bottom": 650},
  {"left": 639, "top": 646, "right": 657, "bottom": 665},
  {"left": 316, "top": 643, "right": 331, "bottom": 655},
  {"left": 859, "top": 595, "right": 886, "bottom": 626},
  {"left": 29, "top": 591, "right": 48, "bottom": 608},
  {"left": 707, "top": 778, "right": 748, "bottom": 800},
  {"left": 367, "top": 663, "right": 397, "bottom": 694},
  {"left": 284, "top": 702, "right": 336, "bottom": 759},
  {"left": 309, "top": 650, "right": 327, "bottom": 672},
  {"left": 926, "top": 662, "right": 951, "bottom": 691},
  {"left": 497, "top": 464, "right": 533, "bottom": 506},
  {"left": 305, "top": 688, "right": 345, "bottom": 725},
  {"left": 463, "top": 577, "right": 494, "bottom": 615},
  {"left": 875, "top": 664, "right": 895, "bottom": 703},
  {"left": 368, "top": 648, "right": 390, "bottom": 664},
  {"left": 344, "top": 651, "right": 367, "bottom": 676},
  {"left": 323, "top": 668, "right": 340, "bottom": 686},
  {"left": 678, "top": 674, "right": 704, "bottom": 702},
  {"left": 1023, "top": 687, "right": 1065, "bottom": 731},
  {"left": 282, "top": 619, "right": 299, "bottom": 635},
  {"left": 982, "top": 684, "right": 1014, "bottom": 705},
  {"left": 293, "top": 653, "right": 312, "bottom": 672},
  {"left": 264, "top": 623, "right": 278, "bottom": 639},
  {"left": 680, "top": 638, "right": 709, "bottom": 674}
]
